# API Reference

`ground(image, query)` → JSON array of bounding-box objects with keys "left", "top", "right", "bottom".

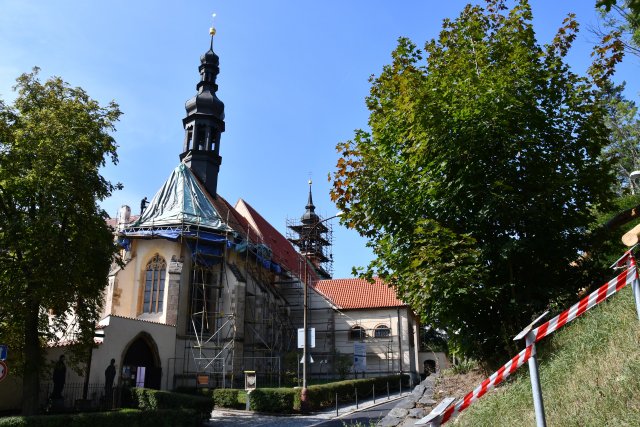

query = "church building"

[{"left": 0, "top": 26, "right": 439, "bottom": 412}]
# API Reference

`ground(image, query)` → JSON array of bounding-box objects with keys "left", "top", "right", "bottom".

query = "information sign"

[{"left": 0, "top": 360, "right": 8, "bottom": 383}]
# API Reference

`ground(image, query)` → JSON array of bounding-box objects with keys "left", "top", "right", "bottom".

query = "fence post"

[
  {"left": 373, "top": 384, "right": 376, "bottom": 404},
  {"left": 356, "top": 387, "right": 358, "bottom": 409},
  {"left": 515, "top": 312, "right": 548, "bottom": 427},
  {"left": 400, "top": 378, "right": 402, "bottom": 396},
  {"left": 336, "top": 392, "right": 339, "bottom": 417},
  {"left": 526, "top": 334, "right": 547, "bottom": 427},
  {"left": 387, "top": 382, "right": 390, "bottom": 400},
  {"left": 632, "top": 269, "right": 640, "bottom": 321}
]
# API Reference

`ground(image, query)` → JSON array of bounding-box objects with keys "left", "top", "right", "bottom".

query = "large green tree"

[
  {"left": 0, "top": 69, "right": 121, "bottom": 414},
  {"left": 331, "top": 0, "right": 623, "bottom": 364}
]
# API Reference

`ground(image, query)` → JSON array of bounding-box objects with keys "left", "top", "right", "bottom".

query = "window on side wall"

[
  {"left": 350, "top": 325, "right": 366, "bottom": 340},
  {"left": 142, "top": 254, "right": 166, "bottom": 313},
  {"left": 374, "top": 325, "right": 391, "bottom": 338}
]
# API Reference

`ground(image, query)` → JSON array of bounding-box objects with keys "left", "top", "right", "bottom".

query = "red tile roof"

[
  {"left": 210, "top": 194, "right": 252, "bottom": 239},
  {"left": 106, "top": 214, "right": 140, "bottom": 229},
  {"left": 234, "top": 199, "right": 316, "bottom": 281},
  {"left": 314, "top": 277, "right": 406, "bottom": 309}
]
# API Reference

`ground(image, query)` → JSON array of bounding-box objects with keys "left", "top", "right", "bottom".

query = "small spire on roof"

[{"left": 307, "top": 179, "right": 314, "bottom": 208}]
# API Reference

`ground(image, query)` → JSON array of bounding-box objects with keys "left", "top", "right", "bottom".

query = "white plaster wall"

[
  {"left": 418, "top": 351, "right": 450, "bottom": 373},
  {"left": 92, "top": 315, "right": 177, "bottom": 390},
  {"left": 305, "top": 294, "right": 420, "bottom": 378}
]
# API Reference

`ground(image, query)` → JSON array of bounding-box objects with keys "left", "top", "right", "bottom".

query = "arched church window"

[
  {"left": 350, "top": 325, "right": 366, "bottom": 340},
  {"left": 374, "top": 325, "right": 391, "bottom": 338},
  {"left": 143, "top": 254, "right": 166, "bottom": 313}
]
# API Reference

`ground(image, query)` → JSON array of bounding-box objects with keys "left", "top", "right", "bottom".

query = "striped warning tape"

[
  {"left": 440, "top": 345, "right": 533, "bottom": 424},
  {"left": 430, "top": 255, "right": 639, "bottom": 426},
  {"left": 530, "top": 262, "right": 637, "bottom": 343}
]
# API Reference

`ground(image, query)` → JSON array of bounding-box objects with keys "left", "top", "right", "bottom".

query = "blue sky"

[{"left": 1, "top": 1, "right": 638, "bottom": 278}]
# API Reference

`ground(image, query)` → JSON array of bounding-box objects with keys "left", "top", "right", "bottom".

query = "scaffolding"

[{"left": 286, "top": 216, "right": 334, "bottom": 280}]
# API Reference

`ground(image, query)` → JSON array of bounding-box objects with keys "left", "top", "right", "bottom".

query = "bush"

[
  {"left": 304, "top": 374, "right": 410, "bottom": 411},
  {"left": 173, "top": 387, "right": 214, "bottom": 399},
  {"left": 212, "top": 388, "right": 241, "bottom": 409},
  {"left": 248, "top": 388, "right": 296, "bottom": 413},
  {"left": 129, "top": 388, "right": 213, "bottom": 419},
  {"left": 0, "top": 409, "right": 199, "bottom": 427}
]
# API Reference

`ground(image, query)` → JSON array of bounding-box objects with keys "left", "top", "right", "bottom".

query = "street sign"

[
  {"left": 354, "top": 342, "right": 366, "bottom": 372},
  {"left": 0, "top": 344, "right": 7, "bottom": 361},
  {"left": 297, "top": 328, "right": 316, "bottom": 348},
  {"left": 0, "top": 360, "right": 8, "bottom": 383},
  {"left": 299, "top": 355, "right": 314, "bottom": 363}
]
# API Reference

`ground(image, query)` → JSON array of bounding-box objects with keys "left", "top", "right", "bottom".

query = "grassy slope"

[{"left": 455, "top": 286, "right": 640, "bottom": 427}]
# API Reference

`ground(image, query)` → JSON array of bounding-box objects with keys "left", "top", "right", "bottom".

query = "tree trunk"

[{"left": 21, "top": 298, "right": 41, "bottom": 415}]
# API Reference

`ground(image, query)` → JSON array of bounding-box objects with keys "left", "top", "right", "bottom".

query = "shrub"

[
  {"left": 213, "top": 388, "right": 240, "bottom": 408},
  {"left": 173, "top": 387, "right": 214, "bottom": 399},
  {"left": 129, "top": 388, "right": 213, "bottom": 419},
  {"left": 248, "top": 388, "right": 296, "bottom": 413},
  {"left": 0, "top": 409, "right": 199, "bottom": 427},
  {"left": 304, "top": 374, "right": 410, "bottom": 411}
]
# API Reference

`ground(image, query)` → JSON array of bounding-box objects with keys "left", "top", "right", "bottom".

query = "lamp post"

[{"left": 301, "top": 211, "right": 342, "bottom": 408}]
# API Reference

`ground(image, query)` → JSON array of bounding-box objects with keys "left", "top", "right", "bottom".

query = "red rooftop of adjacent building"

[{"left": 314, "top": 277, "right": 405, "bottom": 310}]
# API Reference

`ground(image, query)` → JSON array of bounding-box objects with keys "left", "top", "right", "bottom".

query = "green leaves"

[
  {"left": 331, "top": 0, "right": 620, "bottom": 364},
  {"left": 0, "top": 68, "right": 121, "bottom": 412}
]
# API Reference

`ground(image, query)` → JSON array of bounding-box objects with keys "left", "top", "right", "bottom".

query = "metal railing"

[{"left": 41, "top": 382, "right": 121, "bottom": 412}]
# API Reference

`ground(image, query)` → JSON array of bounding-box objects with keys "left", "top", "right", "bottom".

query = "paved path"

[
  {"left": 206, "top": 392, "right": 409, "bottom": 427},
  {"left": 313, "top": 399, "right": 398, "bottom": 426}
]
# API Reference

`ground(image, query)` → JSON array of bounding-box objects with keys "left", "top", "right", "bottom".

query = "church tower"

[
  {"left": 179, "top": 26, "right": 225, "bottom": 198},
  {"left": 287, "top": 180, "right": 333, "bottom": 280}
]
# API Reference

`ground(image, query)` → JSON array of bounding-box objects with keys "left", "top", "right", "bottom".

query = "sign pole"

[
  {"left": 514, "top": 312, "right": 548, "bottom": 427},
  {"left": 525, "top": 333, "right": 546, "bottom": 427}
]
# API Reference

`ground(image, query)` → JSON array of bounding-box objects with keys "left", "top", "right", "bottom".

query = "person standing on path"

[
  {"left": 51, "top": 355, "right": 66, "bottom": 400},
  {"left": 105, "top": 358, "right": 116, "bottom": 407}
]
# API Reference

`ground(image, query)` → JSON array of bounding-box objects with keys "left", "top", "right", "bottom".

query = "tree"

[
  {"left": 330, "top": 0, "right": 623, "bottom": 365},
  {"left": 601, "top": 83, "right": 640, "bottom": 194},
  {"left": 0, "top": 68, "right": 121, "bottom": 414},
  {"left": 596, "top": 0, "right": 640, "bottom": 57}
]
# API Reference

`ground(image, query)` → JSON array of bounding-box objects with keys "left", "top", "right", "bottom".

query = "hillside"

[{"left": 448, "top": 286, "right": 640, "bottom": 426}]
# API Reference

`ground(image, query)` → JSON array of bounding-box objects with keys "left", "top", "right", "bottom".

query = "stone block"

[
  {"left": 378, "top": 417, "right": 402, "bottom": 427},
  {"left": 388, "top": 407, "right": 409, "bottom": 418},
  {"left": 409, "top": 408, "right": 428, "bottom": 419},
  {"left": 419, "top": 397, "right": 437, "bottom": 406},
  {"left": 396, "top": 398, "right": 416, "bottom": 409}
]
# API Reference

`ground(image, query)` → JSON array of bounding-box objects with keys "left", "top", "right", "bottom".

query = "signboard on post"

[
  {"left": 0, "top": 344, "right": 7, "bottom": 361},
  {"left": 297, "top": 328, "right": 316, "bottom": 348},
  {"left": 244, "top": 370, "right": 256, "bottom": 391},
  {"left": 354, "top": 342, "right": 366, "bottom": 372},
  {"left": 0, "top": 360, "right": 8, "bottom": 383}
]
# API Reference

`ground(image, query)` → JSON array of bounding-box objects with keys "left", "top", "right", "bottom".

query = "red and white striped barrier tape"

[
  {"left": 431, "top": 254, "right": 639, "bottom": 425},
  {"left": 439, "top": 345, "right": 533, "bottom": 424},
  {"left": 530, "top": 263, "right": 637, "bottom": 343}
]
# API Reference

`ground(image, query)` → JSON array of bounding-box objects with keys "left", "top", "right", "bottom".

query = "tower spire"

[
  {"left": 180, "top": 18, "right": 225, "bottom": 198},
  {"left": 303, "top": 179, "right": 317, "bottom": 224},
  {"left": 286, "top": 180, "right": 333, "bottom": 279}
]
